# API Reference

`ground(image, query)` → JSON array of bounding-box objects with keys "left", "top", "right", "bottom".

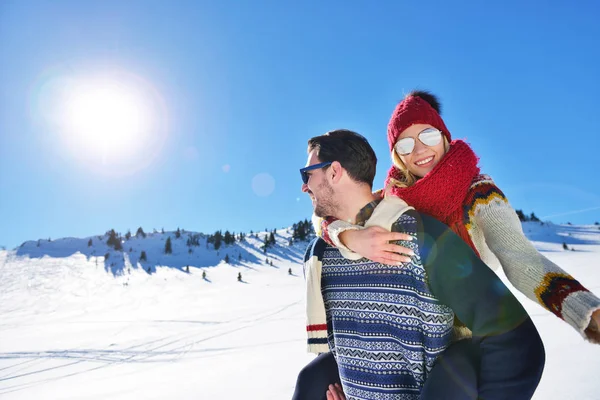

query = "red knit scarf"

[{"left": 384, "top": 140, "right": 481, "bottom": 255}]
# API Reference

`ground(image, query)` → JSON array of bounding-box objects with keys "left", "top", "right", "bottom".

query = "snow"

[{"left": 1, "top": 223, "right": 599, "bottom": 399}]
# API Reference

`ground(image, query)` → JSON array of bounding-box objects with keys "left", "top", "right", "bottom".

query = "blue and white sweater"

[
  {"left": 303, "top": 196, "right": 536, "bottom": 400},
  {"left": 304, "top": 198, "right": 454, "bottom": 399}
]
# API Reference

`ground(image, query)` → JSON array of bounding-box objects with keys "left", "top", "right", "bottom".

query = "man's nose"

[{"left": 301, "top": 183, "right": 309, "bottom": 193}]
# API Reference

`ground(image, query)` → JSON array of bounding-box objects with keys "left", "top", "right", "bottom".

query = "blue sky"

[{"left": 1, "top": 0, "right": 599, "bottom": 249}]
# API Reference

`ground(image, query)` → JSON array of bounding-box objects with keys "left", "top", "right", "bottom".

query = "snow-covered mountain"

[
  {"left": 1, "top": 222, "right": 599, "bottom": 399},
  {"left": 14, "top": 225, "right": 310, "bottom": 277}
]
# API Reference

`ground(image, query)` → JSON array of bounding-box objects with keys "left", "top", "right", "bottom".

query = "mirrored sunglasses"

[
  {"left": 300, "top": 162, "right": 332, "bottom": 184},
  {"left": 394, "top": 128, "right": 443, "bottom": 156}
]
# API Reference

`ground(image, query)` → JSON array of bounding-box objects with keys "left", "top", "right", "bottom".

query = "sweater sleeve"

[
  {"left": 470, "top": 180, "right": 600, "bottom": 342},
  {"left": 311, "top": 214, "right": 363, "bottom": 261}
]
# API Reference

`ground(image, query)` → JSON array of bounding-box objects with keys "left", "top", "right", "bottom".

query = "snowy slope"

[{"left": 1, "top": 223, "right": 599, "bottom": 399}]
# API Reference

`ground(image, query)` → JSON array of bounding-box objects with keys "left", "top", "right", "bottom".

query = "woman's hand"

[
  {"left": 326, "top": 383, "right": 346, "bottom": 400},
  {"left": 339, "top": 226, "right": 415, "bottom": 265}
]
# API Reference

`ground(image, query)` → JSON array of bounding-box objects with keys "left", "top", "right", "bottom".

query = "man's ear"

[{"left": 330, "top": 161, "right": 344, "bottom": 184}]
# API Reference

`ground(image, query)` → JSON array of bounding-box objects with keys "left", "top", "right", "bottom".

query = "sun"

[
  {"left": 67, "top": 84, "right": 144, "bottom": 149},
  {"left": 58, "top": 72, "right": 167, "bottom": 173}
]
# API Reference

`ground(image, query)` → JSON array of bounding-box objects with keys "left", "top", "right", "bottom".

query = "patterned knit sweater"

[
  {"left": 305, "top": 196, "right": 538, "bottom": 399},
  {"left": 320, "top": 174, "right": 600, "bottom": 342},
  {"left": 306, "top": 213, "right": 455, "bottom": 400}
]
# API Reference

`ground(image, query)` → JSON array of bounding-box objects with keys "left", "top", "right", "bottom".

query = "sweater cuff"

[
  {"left": 327, "top": 220, "right": 363, "bottom": 261},
  {"left": 562, "top": 290, "right": 600, "bottom": 343}
]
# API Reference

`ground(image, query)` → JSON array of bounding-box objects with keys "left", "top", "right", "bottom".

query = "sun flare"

[
  {"left": 55, "top": 72, "right": 167, "bottom": 174},
  {"left": 63, "top": 80, "right": 150, "bottom": 161},
  {"left": 67, "top": 85, "right": 145, "bottom": 148}
]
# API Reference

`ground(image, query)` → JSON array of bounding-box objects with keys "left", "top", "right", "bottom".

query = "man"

[{"left": 295, "top": 129, "right": 544, "bottom": 400}]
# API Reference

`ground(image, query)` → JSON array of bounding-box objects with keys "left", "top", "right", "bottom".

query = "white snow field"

[{"left": 0, "top": 223, "right": 599, "bottom": 399}]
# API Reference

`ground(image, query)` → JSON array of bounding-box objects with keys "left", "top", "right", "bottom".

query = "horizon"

[{"left": 2, "top": 1, "right": 600, "bottom": 249}]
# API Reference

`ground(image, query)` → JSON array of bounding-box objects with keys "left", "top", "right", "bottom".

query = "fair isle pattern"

[
  {"left": 534, "top": 272, "right": 586, "bottom": 318},
  {"left": 321, "top": 213, "right": 454, "bottom": 400},
  {"left": 463, "top": 174, "right": 508, "bottom": 233},
  {"left": 463, "top": 174, "right": 600, "bottom": 341}
]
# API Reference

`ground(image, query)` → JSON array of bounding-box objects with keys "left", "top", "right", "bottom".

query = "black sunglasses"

[{"left": 299, "top": 162, "right": 332, "bottom": 184}]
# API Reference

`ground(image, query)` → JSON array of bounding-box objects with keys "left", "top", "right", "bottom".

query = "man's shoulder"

[
  {"left": 303, "top": 237, "right": 329, "bottom": 263},
  {"left": 366, "top": 196, "right": 415, "bottom": 232}
]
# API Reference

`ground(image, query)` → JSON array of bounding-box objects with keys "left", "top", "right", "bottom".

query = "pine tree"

[
  {"left": 88, "top": 239, "right": 93, "bottom": 247},
  {"left": 125, "top": 230, "right": 131, "bottom": 240},
  {"left": 237, "top": 272, "right": 242, "bottom": 282},
  {"left": 140, "top": 251, "right": 147, "bottom": 261},
  {"left": 187, "top": 233, "right": 200, "bottom": 247},
  {"left": 202, "top": 270, "right": 206, "bottom": 279},
  {"left": 175, "top": 228, "right": 181, "bottom": 239},
  {"left": 165, "top": 237, "right": 173, "bottom": 254},
  {"left": 288, "top": 267, "right": 292, "bottom": 275},
  {"left": 562, "top": 242, "right": 569, "bottom": 250},
  {"left": 107, "top": 230, "right": 123, "bottom": 251},
  {"left": 269, "top": 231, "right": 276, "bottom": 245},
  {"left": 210, "top": 230, "right": 223, "bottom": 250},
  {"left": 293, "top": 219, "right": 311, "bottom": 241},
  {"left": 136, "top": 227, "right": 146, "bottom": 238},
  {"left": 224, "top": 230, "right": 233, "bottom": 245},
  {"left": 530, "top": 212, "right": 540, "bottom": 222},
  {"left": 185, "top": 265, "right": 190, "bottom": 273},
  {"left": 224, "top": 254, "right": 230, "bottom": 263}
]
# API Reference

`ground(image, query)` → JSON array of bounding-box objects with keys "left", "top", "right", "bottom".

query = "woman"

[{"left": 294, "top": 90, "right": 600, "bottom": 400}]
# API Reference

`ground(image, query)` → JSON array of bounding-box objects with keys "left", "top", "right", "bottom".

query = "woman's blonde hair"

[{"left": 388, "top": 136, "right": 450, "bottom": 189}]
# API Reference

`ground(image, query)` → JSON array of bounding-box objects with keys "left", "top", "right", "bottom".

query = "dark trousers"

[
  {"left": 291, "top": 352, "right": 341, "bottom": 400},
  {"left": 292, "top": 318, "right": 545, "bottom": 400}
]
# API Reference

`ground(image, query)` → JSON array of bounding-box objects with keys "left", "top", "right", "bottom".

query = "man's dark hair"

[{"left": 307, "top": 129, "right": 377, "bottom": 188}]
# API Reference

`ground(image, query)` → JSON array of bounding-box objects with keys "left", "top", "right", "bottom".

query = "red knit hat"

[{"left": 387, "top": 91, "right": 452, "bottom": 152}]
